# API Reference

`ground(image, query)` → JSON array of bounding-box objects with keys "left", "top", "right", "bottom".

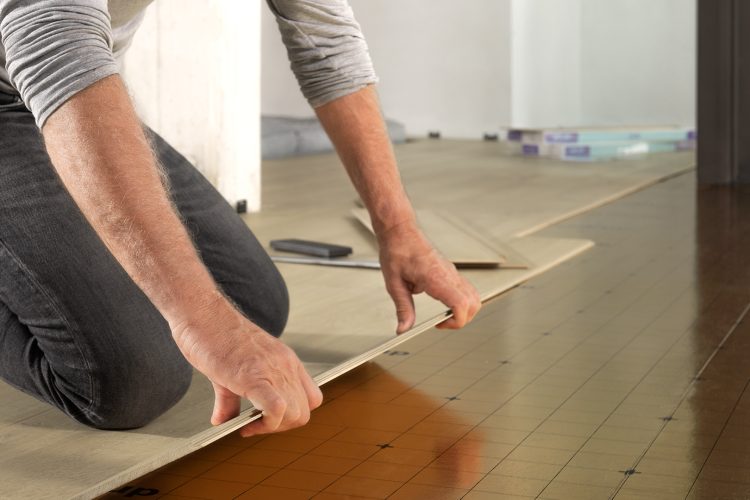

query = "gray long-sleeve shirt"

[{"left": 0, "top": 0, "right": 377, "bottom": 127}]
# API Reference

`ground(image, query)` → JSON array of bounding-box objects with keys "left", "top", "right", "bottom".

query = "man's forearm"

[
  {"left": 42, "top": 75, "right": 222, "bottom": 329},
  {"left": 42, "top": 75, "right": 323, "bottom": 430},
  {"left": 315, "top": 85, "right": 481, "bottom": 333},
  {"left": 315, "top": 85, "right": 416, "bottom": 236}
]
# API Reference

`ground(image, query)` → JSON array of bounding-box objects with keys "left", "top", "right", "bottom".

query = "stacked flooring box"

[{"left": 505, "top": 126, "right": 696, "bottom": 162}]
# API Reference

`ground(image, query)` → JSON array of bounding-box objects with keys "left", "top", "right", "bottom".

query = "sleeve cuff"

[{"left": 35, "top": 64, "right": 119, "bottom": 128}]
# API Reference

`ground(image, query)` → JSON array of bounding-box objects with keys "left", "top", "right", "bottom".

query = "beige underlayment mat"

[{"left": 0, "top": 140, "right": 694, "bottom": 499}]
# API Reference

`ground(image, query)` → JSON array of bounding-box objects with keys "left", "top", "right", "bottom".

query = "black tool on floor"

[{"left": 270, "top": 239, "right": 353, "bottom": 258}]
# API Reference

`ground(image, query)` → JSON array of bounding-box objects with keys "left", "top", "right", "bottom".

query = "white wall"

[
  {"left": 262, "top": 0, "right": 695, "bottom": 136},
  {"left": 510, "top": 0, "right": 695, "bottom": 128},
  {"left": 579, "top": 0, "right": 696, "bottom": 126},
  {"left": 510, "top": 0, "right": 583, "bottom": 128},
  {"left": 261, "top": 0, "right": 513, "bottom": 139},
  {"left": 123, "top": 1, "right": 262, "bottom": 211},
  {"left": 261, "top": 2, "right": 308, "bottom": 117}
]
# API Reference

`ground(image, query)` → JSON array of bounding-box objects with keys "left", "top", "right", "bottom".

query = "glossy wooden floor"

[
  {"left": 8, "top": 139, "right": 699, "bottom": 500},
  {"left": 102, "top": 170, "right": 750, "bottom": 499},
  {"left": 11, "top": 139, "right": 703, "bottom": 499}
]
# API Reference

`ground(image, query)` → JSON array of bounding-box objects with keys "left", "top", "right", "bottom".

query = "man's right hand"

[{"left": 172, "top": 299, "right": 323, "bottom": 437}]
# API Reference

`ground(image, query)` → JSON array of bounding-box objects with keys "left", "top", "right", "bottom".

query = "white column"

[
  {"left": 123, "top": 0, "right": 261, "bottom": 212},
  {"left": 510, "top": 0, "right": 583, "bottom": 128}
]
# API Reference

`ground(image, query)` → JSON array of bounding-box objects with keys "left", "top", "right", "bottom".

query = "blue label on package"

[
  {"left": 522, "top": 144, "right": 540, "bottom": 155},
  {"left": 566, "top": 145, "right": 591, "bottom": 158},
  {"left": 545, "top": 132, "right": 579, "bottom": 143}
]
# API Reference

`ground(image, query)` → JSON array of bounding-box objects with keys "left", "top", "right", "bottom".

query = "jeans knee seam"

[{"left": 0, "top": 237, "right": 97, "bottom": 417}]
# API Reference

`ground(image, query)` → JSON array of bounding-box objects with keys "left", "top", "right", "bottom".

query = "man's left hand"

[{"left": 378, "top": 221, "right": 482, "bottom": 334}]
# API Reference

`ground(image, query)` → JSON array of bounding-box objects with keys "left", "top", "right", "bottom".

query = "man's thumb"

[
  {"left": 390, "top": 282, "right": 416, "bottom": 334},
  {"left": 211, "top": 382, "right": 241, "bottom": 426}
]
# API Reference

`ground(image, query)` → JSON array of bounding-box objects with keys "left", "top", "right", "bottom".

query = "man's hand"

[
  {"left": 173, "top": 300, "right": 322, "bottom": 437},
  {"left": 378, "top": 221, "right": 482, "bottom": 334},
  {"left": 315, "top": 86, "right": 482, "bottom": 333}
]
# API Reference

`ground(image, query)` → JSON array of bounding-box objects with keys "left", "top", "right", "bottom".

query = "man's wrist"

[
  {"left": 167, "top": 288, "right": 233, "bottom": 340},
  {"left": 375, "top": 216, "right": 419, "bottom": 244},
  {"left": 369, "top": 199, "right": 418, "bottom": 238}
]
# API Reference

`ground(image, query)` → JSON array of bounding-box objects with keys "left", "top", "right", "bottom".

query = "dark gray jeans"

[{"left": 0, "top": 93, "right": 289, "bottom": 430}]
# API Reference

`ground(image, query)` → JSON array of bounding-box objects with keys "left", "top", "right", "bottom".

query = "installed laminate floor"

[{"left": 103, "top": 170, "right": 750, "bottom": 500}]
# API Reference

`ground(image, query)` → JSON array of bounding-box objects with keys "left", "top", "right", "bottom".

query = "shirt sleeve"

[
  {"left": 266, "top": 0, "right": 378, "bottom": 108},
  {"left": 0, "top": 0, "right": 118, "bottom": 127}
]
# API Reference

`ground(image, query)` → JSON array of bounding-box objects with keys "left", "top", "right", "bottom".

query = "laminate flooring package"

[{"left": 0, "top": 140, "right": 695, "bottom": 499}]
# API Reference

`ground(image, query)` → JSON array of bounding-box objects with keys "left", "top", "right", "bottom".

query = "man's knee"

[
  {"left": 82, "top": 323, "right": 193, "bottom": 430},
  {"left": 261, "top": 275, "right": 290, "bottom": 338},
  {"left": 85, "top": 354, "right": 192, "bottom": 430},
  {"left": 234, "top": 266, "right": 290, "bottom": 339}
]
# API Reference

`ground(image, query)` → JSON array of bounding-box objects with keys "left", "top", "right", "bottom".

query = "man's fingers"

[
  {"left": 463, "top": 284, "right": 482, "bottom": 325},
  {"left": 240, "top": 385, "right": 286, "bottom": 437},
  {"left": 211, "top": 383, "right": 241, "bottom": 426},
  {"left": 389, "top": 279, "right": 416, "bottom": 334},
  {"left": 436, "top": 315, "right": 470, "bottom": 330},
  {"left": 240, "top": 392, "right": 309, "bottom": 437},
  {"left": 434, "top": 280, "right": 482, "bottom": 330},
  {"left": 436, "top": 317, "right": 457, "bottom": 329},
  {"left": 237, "top": 366, "right": 321, "bottom": 438},
  {"left": 441, "top": 288, "right": 472, "bottom": 329},
  {"left": 298, "top": 365, "right": 324, "bottom": 409},
  {"left": 468, "top": 291, "right": 482, "bottom": 322},
  {"left": 240, "top": 415, "right": 277, "bottom": 438}
]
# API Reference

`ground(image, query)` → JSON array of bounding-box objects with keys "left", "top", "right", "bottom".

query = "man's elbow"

[{"left": 1, "top": 0, "right": 117, "bottom": 127}]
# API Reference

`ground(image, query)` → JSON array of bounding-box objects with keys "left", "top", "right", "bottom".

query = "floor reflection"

[{"left": 686, "top": 185, "right": 750, "bottom": 499}]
